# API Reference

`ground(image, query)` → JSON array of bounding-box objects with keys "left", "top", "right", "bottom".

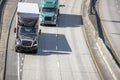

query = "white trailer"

[{"left": 17, "top": 2, "right": 40, "bottom": 28}]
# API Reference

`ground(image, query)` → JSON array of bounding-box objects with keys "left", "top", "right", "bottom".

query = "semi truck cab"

[
  {"left": 40, "top": 0, "right": 59, "bottom": 26},
  {"left": 15, "top": 26, "right": 38, "bottom": 52}
]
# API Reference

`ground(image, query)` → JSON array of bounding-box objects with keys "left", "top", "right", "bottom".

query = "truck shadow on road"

[
  {"left": 58, "top": 14, "right": 83, "bottom": 27},
  {"left": 36, "top": 33, "right": 72, "bottom": 56}
]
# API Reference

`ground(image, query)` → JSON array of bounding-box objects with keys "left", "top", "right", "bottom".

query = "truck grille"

[
  {"left": 22, "top": 40, "right": 32, "bottom": 47},
  {"left": 45, "top": 17, "right": 52, "bottom": 21}
]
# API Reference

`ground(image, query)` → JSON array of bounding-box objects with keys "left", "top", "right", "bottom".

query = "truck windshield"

[
  {"left": 42, "top": 8, "right": 56, "bottom": 12},
  {"left": 19, "top": 27, "right": 36, "bottom": 35},
  {"left": 18, "top": 17, "right": 37, "bottom": 27}
]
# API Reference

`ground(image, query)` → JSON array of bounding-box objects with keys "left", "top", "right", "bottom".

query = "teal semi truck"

[{"left": 40, "top": 0, "right": 59, "bottom": 26}]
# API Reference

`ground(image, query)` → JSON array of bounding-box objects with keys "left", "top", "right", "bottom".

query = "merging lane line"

[
  {"left": 57, "top": 62, "right": 60, "bottom": 68},
  {"left": 18, "top": 53, "right": 20, "bottom": 80}
]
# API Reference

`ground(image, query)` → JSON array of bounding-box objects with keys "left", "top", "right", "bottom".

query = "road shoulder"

[{"left": 82, "top": 0, "right": 120, "bottom": 80}]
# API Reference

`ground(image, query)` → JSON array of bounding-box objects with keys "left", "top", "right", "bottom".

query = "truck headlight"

[
  {"left": 54, "top": 15, "right": 57, "bottom": 19},
  {"left": 16, "top": 39, "right": 21, "bottom": 45},
  {"left": 40, "top": 18, "right": 43, "bottom": 21},
  {"left": 33, "top": 40, "right": 38, "bottom": 46},
  {"left": 40, "top": 15, "right": 44, "bottom": 21}
]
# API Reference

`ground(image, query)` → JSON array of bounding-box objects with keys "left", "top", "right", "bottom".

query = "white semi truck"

[{"left": 14, "top": 2, "right": 41, "bottom": 53}]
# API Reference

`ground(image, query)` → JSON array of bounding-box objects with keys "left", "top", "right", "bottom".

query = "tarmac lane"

[
  {"left": 21, "top": 0, "right": 100, "bottom": 80},
  {"left": 4, "top": 0, "right": 101, "bottom": 80}
]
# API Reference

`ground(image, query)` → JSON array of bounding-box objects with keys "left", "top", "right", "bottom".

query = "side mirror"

[
  {"left": 14, "top": 28, "right": 16, "bottom": 33},
  {"left": 39, "top": 29, "right": 41, "bottom": 35},
  {"left": 58, "top": 9, "right": 60, "bottom": 16},
  {"left": 39, "top": 8, "right": 41, "bottom": 12}
]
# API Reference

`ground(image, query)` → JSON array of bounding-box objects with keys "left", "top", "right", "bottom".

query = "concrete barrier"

[{"left": 82, "top": 0, "right": 120, "bottom": 79}]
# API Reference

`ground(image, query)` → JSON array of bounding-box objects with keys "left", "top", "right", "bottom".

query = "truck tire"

[
  {"left": 53, "top": 24, "right": 56, "bottom": 26},
  {"left": 15, "top": 47, "right": 18, "bottom": 52},
  {"left": 58, "top": 9, "right": 60, "bottom": 16},
  {"left": 18, "top": 50, "right": 22, "bottom": 53},
  {"left": 40, "top": 23, "right": 44, "bottom": 26},
  {"left": 15, "top": 49, "right": 18, "bottom": 52},
  {"left": 33, "top": 50, "right": 37, "bottom": 53}
]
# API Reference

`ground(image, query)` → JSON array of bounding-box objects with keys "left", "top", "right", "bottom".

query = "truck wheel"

[
  {"left": 15, "top": 49, "right": 18, "bottom": 52},
  {"left": 52, "top": 24, "right": 56, "bottom": 26},
  {"left": 58, "top": 9, "right": 60, "bottom": 16},
  {"left": 40, "top": 23, "right": 43, "bottom": 26},
  {"left": 18, "top": 50, "right": 22, "bottom": 53},
  {"left": 15, "top": 47, "right": 18, "bottom": 52},
  {"left": 39, "top": 29, "right": 41, "bottom": 35},
  {"left": 33, "top": 50, "right": 37, "bottom": 53},
  {"left": 15, "top": 47, "right": 22, "bottom": 53}
]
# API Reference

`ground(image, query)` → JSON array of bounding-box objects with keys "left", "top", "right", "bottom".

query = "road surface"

[
  {"left": 5, "top": 0, "right": 100, "bottom": 80},
  {"left": 99, "top": 0, "right": 120, "bottom": 62}
]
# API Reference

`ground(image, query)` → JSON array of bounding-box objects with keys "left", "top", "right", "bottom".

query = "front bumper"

[
  {"left": 40, "top": 19, "right": 57, "bottom": 25},
  {"left": 15, "top": 45, "right": 38, "bottom": 52}
]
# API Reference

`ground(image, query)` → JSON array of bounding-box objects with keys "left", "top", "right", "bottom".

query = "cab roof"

[{"left": 42, "top": 0, "right": 57, "bottom": 8}]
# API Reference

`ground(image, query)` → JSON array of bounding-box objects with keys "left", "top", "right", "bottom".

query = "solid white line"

[
  {"left": 21, "top": 63, "right": 23, "bottom": 66},
  {"left": 18, "top": 53, "right": 20, "bottom": 80},
  {"left": 56, "top": 34, "right": 58, "bottom": 50},
  {"left": 57, "top": 62, "right": 60, "bottom": 68},
  {"left": 56, "top": 46, "right": 58, "bottom": 50},
  {"left": 20, "top": 69, "right": 22, "bottom": 72},
  {"left": 56, "top": 35, "right": 57, "bottom": 37},
  {"left": 96, "top": 43, "right": 117, "bottom": 80},
  {"left": 22, "top": 57, "right": 24, "bottom": 61}
]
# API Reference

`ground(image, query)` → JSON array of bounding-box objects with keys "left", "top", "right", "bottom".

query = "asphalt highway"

[
  {"left": 99, "top": 0, "right": 120, "bottom": 62},
  {"left": 5, "top": 0, "right": 100, "bottom": 80}
]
